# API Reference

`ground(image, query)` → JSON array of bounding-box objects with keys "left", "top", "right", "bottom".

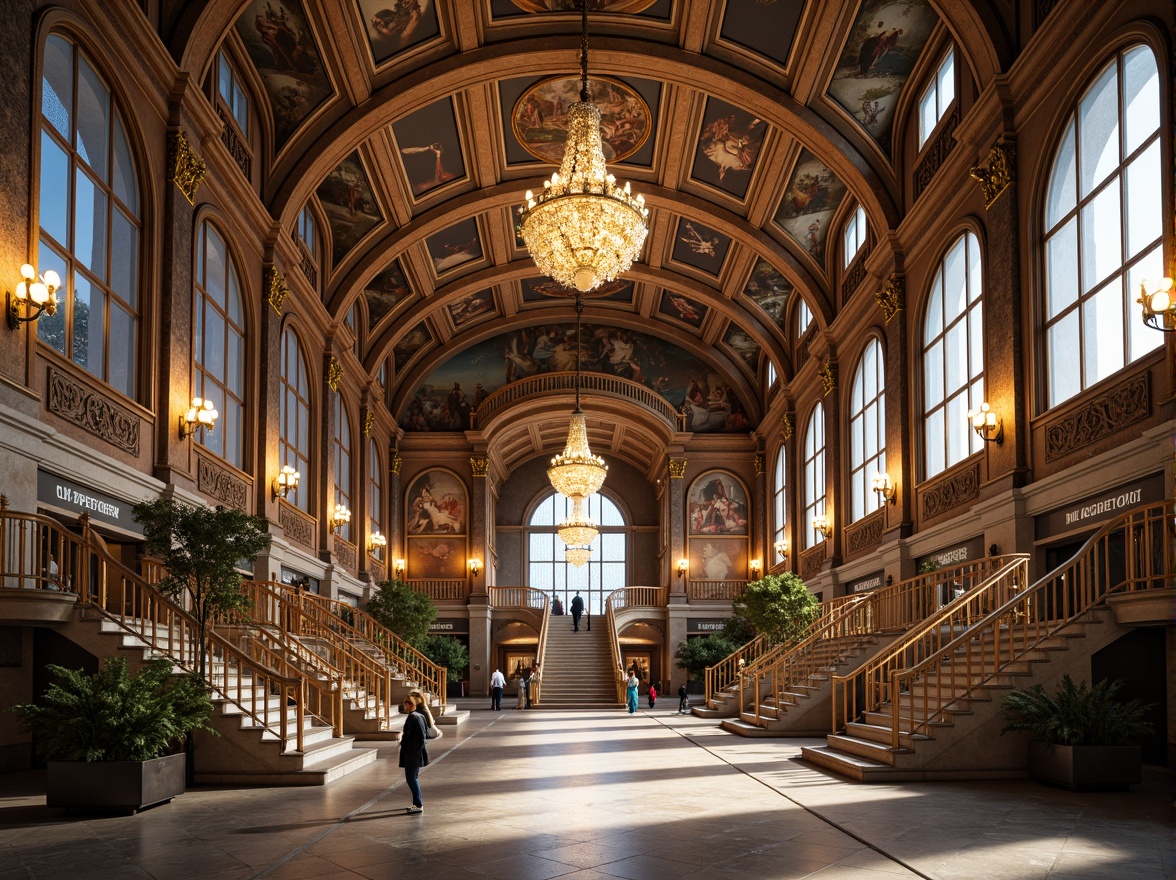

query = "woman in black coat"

[{"left": 399, "top": 693, "right": 429, "bottom": 813}]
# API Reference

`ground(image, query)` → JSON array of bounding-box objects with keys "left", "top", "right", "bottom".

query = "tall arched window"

[
  {"left": 795, "top": 298, "right": 812, "bottom": 340},
  {"left": 923, "top": 232, "right": 984, "bottom": 479},
  {"left": 849, "top": 338, "right": 886, "bottom": 522},
  {"left": 1043, "top": 45, "right": 1163, "bottom": 408},
  {"left": 333, "top": 395, "right": 353, "bottom": 543},
  {"left": 842, "top": 203, "right": 867, "bottom": 268},
  {"left": 279, "top": 328, "right": 311, "bottom": 512},
  {"left": 528, "top": 492, "right": 626, "bottom": 616},
  {"left": 368, "top": 438, "right": 383, "bottom": 557},
  {"left": 296, "top": 203, "right": 318, "bottom": 287},
  {"left": 802, "top": 402, "right": 826, "bottom": 548},
  {"left": 193, "top": 221, "right": 246, "bottom": 470},
  {"left": 772, "top": 447, "right": 786, "bottom": 561},
  {"left": 37, "top": 35, "right": 141, "bottom": 399}
]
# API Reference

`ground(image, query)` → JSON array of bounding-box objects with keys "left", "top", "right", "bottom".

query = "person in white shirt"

[{"left": 489, "top": 668, "right": 506, "bottom": 711}]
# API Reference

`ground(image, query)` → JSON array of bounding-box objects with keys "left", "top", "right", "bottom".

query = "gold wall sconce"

[
  {"left": 468, "top": 558, "right": 482, "bottom": 577},
  {"left": 272, "top": 465, "right": 300, "bottom": 500},
  {"left": 6, "top": 263, "right": 60, "bottom": 330},
  {"left": 871, "top": 471, "right": 896, "bottom": 505},
  {"left": 179, "top": 397, "right": 219, "bottom": 439},
  {"left": 967, "top": 401, "right": 1003, "bottom": 445},
  {"left": 774, "top": 538, "right": 789, "bottom": 561},
  {"left": 676, "top": 558, "right": 689, "bottom": 579},
  {"left": 393, "top": 558, "right": 406, "bottom": 578},
  {"left": 369, "top": 530, "right": 387, "bottom": 553},
  {"left": 749, "top": 559, "right": 762, "bottom": 579},
  {"left": 329, "top": 505, "right": 351, "bottom": 534},
  {"left": 812, "top": 513, "right": 832, "bottom": 540},
  {"left": 1138, "top": 276, "right": 1175, "bottom": 332}
]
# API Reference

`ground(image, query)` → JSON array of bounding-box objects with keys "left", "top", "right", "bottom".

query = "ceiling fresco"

[
  {"left": 391, "top": 97, "right": 467, "bottom": 198},
  {"left": 356, "top": 0, "right": 441, "bottom": 64},
  {"left": 689, "top": 98, "right": 767, "bottom": 199},
  {"left": 773, "top": 149, "right": 849, "bottom": 270},
  {"left": 316, "top": 152, "right": 383, "bottom": 265},
  {"left": 742, "top": 259, "right": 795, "bottom": 334},
  {"left": 717, "top": 0, "right": 807, "bottom": 68},
  {"left": 364, "top": 259, "right": 413, "bottom": 330}
]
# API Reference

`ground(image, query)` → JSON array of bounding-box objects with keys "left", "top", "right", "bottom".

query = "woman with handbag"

[{"left": 399, "top": 693, "right": 431, "bottom": 813}]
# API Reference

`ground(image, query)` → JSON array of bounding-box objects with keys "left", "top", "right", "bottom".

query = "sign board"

[
  {"left": 429, "top": 618, "right": 469, "bottom": 634},
  {"left": 687, "top": 618, "right": 729, "bottom": 634},
  {"left": 37, "top": 470, "right": 142, "bottom": 536},
  {"left": 916, "top": 536, "right": 986, "bottom": 572},
  {"left": 848, "top": 571, "right": 885, "bottom": 593},
  {"left": 1035, "top": 474, "right": 1165, "bottom": 539}
]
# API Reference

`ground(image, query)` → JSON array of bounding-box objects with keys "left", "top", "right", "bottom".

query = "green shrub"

[{"left": 1000, "top": 675, "right": 1154, "bottom": 747}]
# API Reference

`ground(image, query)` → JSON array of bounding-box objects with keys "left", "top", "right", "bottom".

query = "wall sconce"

[
  {"left": 6, "top": 263, "right": 61, "bottom": 330},
  {"left": 369, "top": 530, "right": 387, "bottom": 553},
  {"left": 272, "top": 465, "right": 300, "bottom": 500},
  {"left": 676, "top": 558, "right": 689, "bottom": 579},
  {"left": 967, "top": 401, "right": 1003, "bottom": 445},
  {"left": 329, "top": 504, "right": 351, "bottom": 534},
  {"left": 468, "top": 558, "right": 482, "bottom": 577},
  {"left": 749, "top": 559, "right": 762, "bottom": 579},
  {"left": 774, "top": 538, "right": 789, "bottom": 561},
  {"left": 871, "top": 471, "right": 896, "bottom": 505},
  {"left": 812, "top": 513, "right": 832, "bottom": 540},
  {"left": 394, "top": 558, "right": 406, "bottom": 578},
  {"left": 179, "top": 397, "right": 219, "bottom": 439},
  {"left": 1138, "top": 276, "right": 1175, "bottom": 332}
]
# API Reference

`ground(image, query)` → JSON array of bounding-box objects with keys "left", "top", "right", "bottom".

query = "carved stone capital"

[
  {"left": 667, "top": 458, "right": 687, "bottom": 479},
  {"left": 969, "top": 139, "right": 1016, "bottom": 208},
  {"left": 390, "top": 450, "right": 403, "bottom": 476},
  {"left": 819, "top": 360, "right": 836, "bottom": 396},
  {"left": 327, "top": 356, "right": 343, "bottom": 393},
  {"left": 470, "top": 455, "right": 489, "bottom": 478},
  {"left": 167, "top": 131, "right": 206, "bottom": 204},
  {"left": 875, "top": 275, "right": 904, "bottom": 323},
  {"left": 264, "top": 266, "right": 289, "bottom": 315}
]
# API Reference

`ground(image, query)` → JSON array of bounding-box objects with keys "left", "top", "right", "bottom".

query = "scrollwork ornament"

[
  {"left": 389, "top": 450, "right": 403, "bottom": 475},
  {"left": 667, "top": 458, "right": 687, "bottom": 479},
  {"left": 362, "top": 409, "right": 375, "bottom": 436},
  {"left": 875, "top": 275, "right": 904, "bottom": 323},
  {"left": 264, "top": 267, "right": 289, "bottom": 315},
  {"left": 327, "top": 356, "right": 343, "bottom": 393},
  {"left": 167, "top": 131, "right": 206, "bottom": 204},
  {"left": 753, "top": 454, "right": 765, "bottom": 476},
  {"left": 780, "top": 413, "right": 794, "bottom": 441},
  {"left": 819, "top": 360, "right": 836, "bottom": 396},
  {"left": 969, "top": 139, "right": 1017, "bottom": 208}
]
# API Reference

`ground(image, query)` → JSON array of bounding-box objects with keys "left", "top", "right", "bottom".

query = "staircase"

[{"left": 538, "top": 618, "right": 619, "bottom": 708}]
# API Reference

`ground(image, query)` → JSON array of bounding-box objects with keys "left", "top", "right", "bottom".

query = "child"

[
  {"left": 677, "top": 683, "right": 689, "bottom": 714},
  {"left": 647, "top": 681, "right": 657, "bottom": 709}
]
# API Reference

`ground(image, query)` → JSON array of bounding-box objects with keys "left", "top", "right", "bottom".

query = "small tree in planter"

[
  {"left": 365, "top": 578, "right": 437, "bottom": 646},
  {"left": 422, "top": 634, "right": 468, "bottom": 697},
  {"left": 11, "top": 657, "right": 214, "bottom": 812},
  {"left": 132, "top": 499, "right": 272, "bottom": 679},
  {"left": 1001, "top": 675, "right": 1154, "bottom": 790},
  {"left": 732, "top": 572, "right": 819, "bottom": 646}
]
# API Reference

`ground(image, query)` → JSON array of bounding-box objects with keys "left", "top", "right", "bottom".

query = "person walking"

[
  {"left": 529, "top": 663, "right": 541, "bottom": 707},
  {"left": 515, "top": 670, "right": 527, "bottom": 709},
  {"left": 523, "top": 664, "right": 533, "bottom": 709},
  {"left": 570, "top": 592, "right": 584, "bottom": 632},
  {"left": 678, "top": 683, "right": 690, "bottom": 714},
  {"left": 625, "top": 670, "right": 639, "bottom": 714},
  {"left": 490, "top": 667, "right": 505, "bottom": 710},
  {"left": 647, "top": 681, "right": 657, "bottom": 710},
  {"left": 399, "top": 693, "right": 430, "bottom": 813}
]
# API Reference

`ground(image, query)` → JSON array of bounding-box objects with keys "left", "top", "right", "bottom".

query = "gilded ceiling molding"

[
  {"left": 389, "top": 450, "right": 403, "bottom": 476},
  {"left": 667, "top": 458, "right": 687, "bottom": 479},
  {"left": 875, "top": 275, "right": 904, "bottom": 323},
  {"left": 470, "top": 456, "right": 489, "bottom": 478},
  {"left": 362, "top": 409, "right": 375, "bottom": 436},
  {"left": 819, "top": 360, "right": 836, "bottom": 396},
  {"left": 264, "top": 267, "right": 290, "bottom": 315},
  {"left": 780, "top": 413, "right": 794, "bottom": 441},
  {"left": 327, "top": 356, "right": 343, "bottom": 392},
  {"left": 167, "top": 131, "right": 206, "bottom": 205},
  {"left": 969, "top": 139, "right": 1016, "bottom": 208},
  {"left": 753, "top": 454, "right": 764, "bottom": 476}
]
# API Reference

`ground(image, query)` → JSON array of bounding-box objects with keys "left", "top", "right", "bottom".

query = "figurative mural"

[
  {"left": 521, "top": 278, "right": 632, "bottom": 303},
  {"left": 723, "top": 323, "right": 761, "bottom": 374},
  {"left": 394, "top": 322, "right": 433, "bottom": 373},
  {"left": 234, "top": 0, "right": 334, "bottom": 150},
  {"left": 688, "top": 471, "right": 749, "bottom": 536},
  {"left": 658, "top": 290, "right": 707, "bottom": 329},
  {"left": 773, "top": 149, "right": 848, "bottom": 267},
  {"left": 447, "top": 289, "right": 497, "bottom": 328},
  {"left": 403, "top": 323, "right": 751, "bottom": 433},
  {"left": 690, "top": 98, "right": 766, "bottom": 198},
  {"left": 392, "top": 97, "right": 466, "bottom": 197},
  {"left": 357, "top": 0, "right": 440, "bottom": 63},
  {"left": 425, "top": 219, "right": 483, "bottom": 274},
  {"left": 364, "top": 259, "right": 413, "bottom": 328},
  {"left": 742, "top": 259, "right": 793, "bottom": 331},
  {"left": 512, "top": 76, "right": 650, "bottom": 164},
  {"left": 826, "top": 0, "right": 939, "bottom": 152},
  {"left": 689, "top": 538, "right": 746, "bottom": 582},
  {"left": 671, "top": 219, "right": 730, "bottom": 275},
  {"left": 316, "top": 152, "right": 383, "bottom": 264},
  {"left": 406, "top": 470, "right": 467, "bottom": 534},
  {"left": 406, "top": 536, "right": 466, "bottom": 579}
]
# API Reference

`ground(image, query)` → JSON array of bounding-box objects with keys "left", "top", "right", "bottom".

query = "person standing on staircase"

[
  {"left": 570, "top": 592, "right": 585, "bottom": 632},
  {"left": 490, "top": 667, "right": 505, "bottom": 711}
]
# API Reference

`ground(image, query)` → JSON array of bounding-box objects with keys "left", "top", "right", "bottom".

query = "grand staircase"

[{"left": 537, "top": 617, "right": 620, "bottom": 708}]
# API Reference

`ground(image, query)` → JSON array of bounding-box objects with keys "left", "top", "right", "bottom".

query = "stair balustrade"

[
  {"left": 488, "top": 587, "right": 550, "bottom": 703},
  {"left": 605, "top": 587, "right": 667, "bottom": 702}
]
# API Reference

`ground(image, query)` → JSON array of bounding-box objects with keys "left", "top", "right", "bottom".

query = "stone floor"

[{"left": 0, "top": 700, "right": 1171, "bottom": 880}]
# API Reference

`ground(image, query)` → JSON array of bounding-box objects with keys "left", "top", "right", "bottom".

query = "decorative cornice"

[
  {"left": 47, "top": 368, "right": 140, "bottom": 455},
  {"left": 362, "top": 409, "right": 375, "bottom": 436},
  {"left": 667, "top": 458, "right": 687, "bottom": 479},
  {"left": 753, "top": 454, "right": 764, "bottom": 476},
  {"left": 819, "top": 360, "right": 836, "bottom": 396},
  {"left": 1044, "top": 373, "right": 1149, "bottom": 462},
  {"left": 875, "top": 275, "right": 904, "bottom": 323},
  {"left": 390, "top": 450, "right": 403, "bottom": 476},
  {"left": 921, "top": 462, "right": 980, "bottom": 520},
  {"left": 167, "top": 131, "right": 206, "bottom": 205},
  {"left": 780, "top": 413, "right": 794, "bottom": 441},
  {"left": 264, "top": 266, "right": 289, "bottom": 315},
  {"left": 470, "top": 455, "right": 489, "bottom": 478},
  {"left": 197, "top": 455, "right": 247, "bottom": 511},
  {"left": 969, "top": 139, "right": 1016, "bottom": 208},
  {"left": 326, "top": 356, "right": 342, "bottom": 393}
]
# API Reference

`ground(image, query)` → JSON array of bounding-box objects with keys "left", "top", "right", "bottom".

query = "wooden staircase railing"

[
  {"left": 605, "top": 587, "right": 668, "bottom": 702},
  {"left": 887, "top": 499, "right": 1172, "bottom": 750},
  {"left": 487, "top": 587, "right": 550, "bottom": 703}
]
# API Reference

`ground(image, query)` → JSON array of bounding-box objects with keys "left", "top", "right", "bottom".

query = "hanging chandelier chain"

[
  {"left": 574, "top": 294, "right": 584, "bottom": 411},
  {"left": 579, "top": 0, "right": 589, "bottom": 102}
]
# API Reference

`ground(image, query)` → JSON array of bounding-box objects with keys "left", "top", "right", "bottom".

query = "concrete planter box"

[
  {"left": 47, "top": 753, "right": 186, "bottom": 812},
  {"left": 1029, "top": 742, "right": 1141, "bottom": 791}
]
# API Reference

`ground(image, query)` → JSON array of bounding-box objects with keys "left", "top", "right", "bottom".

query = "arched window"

[
  {"left": 216, "top": 51, "right": 249, "bottom": 138},
  {"left": 795, "top": 297, "right": 812, "bottom": 340},
  {"left": 527, "top": 492, "right": 626, "bottom": 616},
  {"left": 849, "top": 338, "right": 886, "bottom": 522},
  {"left": 193, "top": 221, "right": 246, "bottom": 470},
  {"left": 923, "top": 232, "right": 984, "bottom": 479},
  {"left": 368, "top": 438, "right": 383, "bottom": 557},
  {"left": 346, "top": 301, "right": 361, "bottom": 356},
  {"left": 1043, "top": 46, "right": 1163, "bottom": 408},
  {"left": 36, "top": 35, "right": 142, "bottom": 399},
  {"left": 772, "top": 446, "right": 786, "bottom": 561},
  {"left": 765, "top": 360, "right": 777, "bottom": 394},
  {"left": 918, "top": 47, "right": 955, "bottom": 148},
  {"left": 802, "top": 402, "right": 826, "bottom": 548},
  {"left": 842, "top": 204, "right": 867, "bottom": 268},
  {"left": 333, "top": 395, "right": 353, "bottom": 543},
  {"left": 296, "top": 203, "right": 318, "bottom": 287},
  {"left": 279, "top": 328, "right": 311, "bottom": 512}
]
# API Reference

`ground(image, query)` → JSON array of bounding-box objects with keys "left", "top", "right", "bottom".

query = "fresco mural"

[
  {"left": 671, "top": 219, "right": 730, "bottom": 275},
  {"left": 425, "top": 218, "right": 483, "bottom": 274},
  {"left": 364, "top": 258, "right": 412, "bottom": 328},
  {"left": 718, "top": 0, "right": 806, "bottom": 68},
  {"left": 521, "top": 278, "right": 633, "bottom": 303},
  {"left": 234, "top": 0, "right": 333, "bottom": 150},
  {"left": 447, "top": 289, "right": 497, "bottom": 328},
  {"left": 657, "top": 290, "right": 707, "bottom": 329},
  {"left": 688, "top": 471, "right": 749, "bottom": 536},
  {"left": 406, "top": 469, "right": 466, "bottom": 534},
  {"left": 723, "top": 323, "right": 760, "bottom": 374},
  {"left": 773, "top": 149, "right": 848, "bottom": 267},
  {"left": 508, "top": 1, "right": 659, "bottom": 12},
  {"left": 357, "top": 0, "right": 440, "bottom": 64},
  {"left": 316, "top": 152, "right": 383, "bottom": 265},
  {"left": 688, "top": 537, "right": 746, "bottom": 581},
  {"left": 392, "top": 97, "right": 465, "bottom": 197},
  {"left": 406, "top": 536, "right": 466, "bottom": 579},
  {"left": 394, "top": 322, "right": 433, "bottom": 373},
  {"left": 511, "top": 76, "right": 651, "bottom": 164},
  {"left": 742, "top": 259, "right": 793, "bottom": 331},
  {"left": 826, "top": 0, "right": 939, "bottom": 152},
  {"left": 689, "top": 98, "right": 766, "bottom": 199},
  {"left": 402, "top": 323, "right": 751, "bottom": 433}
]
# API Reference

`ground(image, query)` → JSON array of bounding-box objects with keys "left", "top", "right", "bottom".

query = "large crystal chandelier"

[{"left": 519, "top": 0, "right": 648, "bottom": 293}]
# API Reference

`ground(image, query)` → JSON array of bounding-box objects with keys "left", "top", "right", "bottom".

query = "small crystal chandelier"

[
  {"left": 558, "top": 496, "right": 599, "bottom": 548},
  {"left": 564, "top": 545, "right": 592, "bottom": 568},
  {"left": 547, "top": 295, "right": 608, "bottom": 500},
  {"left": 519, "top": 0, "right": 648, "bottom": 293}
]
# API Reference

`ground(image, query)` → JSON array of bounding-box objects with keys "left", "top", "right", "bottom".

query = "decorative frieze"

[
  {"left": 326, "top": 356, "right": 343, "bottom": 392},
  {"left": 299, "top": 249, "right": 317, "bottom": 288},
  {"left": 334, "top": 537, "right": 357, "bottom": 571},
  {"left": 1044, "top": 373, "right": 1149, "bottom": 462},
  {"left": 264, "top": 267, "right": 289, "bottom": 315},
  {"left": 920, "top": 462, "right": 980, "bottom": 520},
  {"left": 167, "top": 131, "right": 206, "bottom": 204},
  {"left": 369, "top": 559, "right": 387, "bottom": 583},
  {"left": 819, "top": 360, "right": 836, "bottom": 396},
  {"left": 47, "top": 367, "right": 141, "bottom": 455},
  {"left": 197, "top": 454, "right": 247, "bottom": 510},
  {"left": 470, "top": 455, "right": 489, "bottom": 478},
  {"left": 279, "top": 503, "right": 315, "bottom": 549},
  {"left": 800, "top": 543, "right": 825, "bottom": 579},
  {"left": 845, "top": 511, "right": 883, "bottom": 556},
  {"left": 216, "top": 106, "right": 251, "bottom": 179},
  {"left": 969, "top": 139, "right": 1016, "bottom": 208},
  {"left": 667, "top": 458, "right": 687, "bottom": 479},
  {"left": 875, "top": 275, "right": 904, "bottom": 323},
  {"left": 913, "top": 106, "right": 959, "bottom": 198}
]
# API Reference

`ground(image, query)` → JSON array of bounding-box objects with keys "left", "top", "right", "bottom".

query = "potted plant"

[
  {"left": 11, "top": 657, "right": 215, "bottom": 812},
  {"left": 1000, "top": 674, "right": 1154, "bottom": 791}
]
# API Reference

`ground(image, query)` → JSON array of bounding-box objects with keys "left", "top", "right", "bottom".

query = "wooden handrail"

[
  {"left": 888, "top": 499, "right": 1172, "bottom": 749},
  {"left": 605, "top": 587, "right": 667, "bottom": 702}
]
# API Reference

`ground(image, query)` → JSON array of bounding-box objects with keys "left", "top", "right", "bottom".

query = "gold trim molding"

[
  {"left": 362, "top": 409, "right": 375, "bottom": 436},
  {"left": 326, "top": 356, "right": 342, "bottom": 392},
  {"left": 167, "top": 131, "right": 206, "bottom": 204},
  {"left": 753, "top": 454, "right": 764, "bottom": 476},
  {"left": 780, "top": 413, "right": 794, "bottom": 441},
  {"left": 875, "top": 275, "right": 904, "bottom": 323},
  {"left": 819, "top": 360, "right": 836, "bottom": 396},
  {"left": 390, "top": 450, "right": 403, "bottom": 476},
  {"left": 667, "top": 458, "right": 687, "bottom": 479},
  {"left": 470, "top": 456, "right": 489, "bottom": 478},
  {"left": 969, "top": 139, "right": 1016, "bottom": 208},
  {"left": 264, "top": 267, "right": 289, "bottom": 315}
]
